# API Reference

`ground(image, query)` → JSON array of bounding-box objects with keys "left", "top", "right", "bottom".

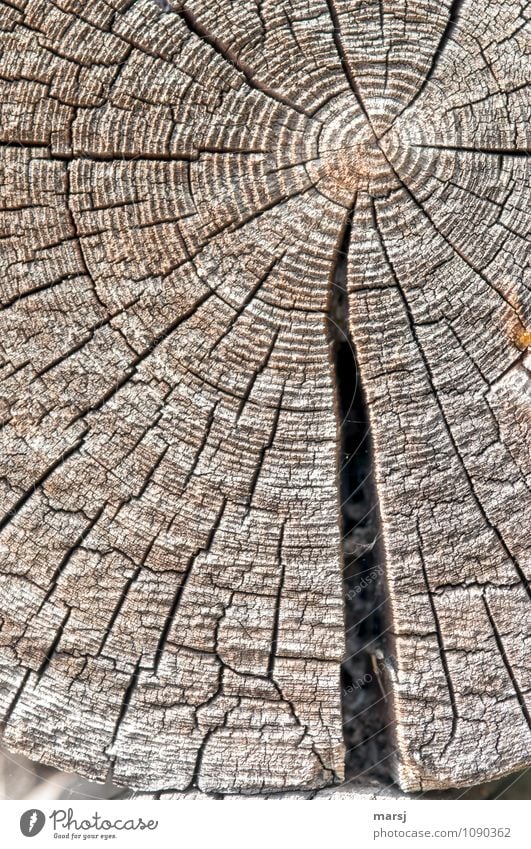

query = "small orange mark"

[{"left": 514, "top": 325, "right": 531, "bottom": 350}]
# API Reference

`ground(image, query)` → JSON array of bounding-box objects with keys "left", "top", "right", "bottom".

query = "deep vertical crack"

[{"left": 328, "top": 198, "right": 393, "bottom": 784}]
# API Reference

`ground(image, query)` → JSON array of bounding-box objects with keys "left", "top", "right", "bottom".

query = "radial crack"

[{"left": 327, "top": 196, "right": 391, "bottom": 781}]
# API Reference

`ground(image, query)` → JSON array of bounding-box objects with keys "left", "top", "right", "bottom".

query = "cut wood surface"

[{"left": 0, "top": 0, "right": 529, "bottom": 795}]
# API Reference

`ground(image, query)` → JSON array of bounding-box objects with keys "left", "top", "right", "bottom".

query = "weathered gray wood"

[
  {"left": 340, "top": 0, "right": 531, "bottom": 789},
  {"left": 0, "top": 0, "right": 529, "bottom": 796}
]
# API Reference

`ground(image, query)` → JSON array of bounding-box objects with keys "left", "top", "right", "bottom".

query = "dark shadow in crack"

[
  {"left": 328, "top": 200, "right": 393, "bottom": 785},
  {"left": 337, "top": 334, "right": 393, "bottom": 783}
]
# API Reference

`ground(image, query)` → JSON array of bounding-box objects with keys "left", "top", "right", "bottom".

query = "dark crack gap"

[{"left": 328, "top": 199, "right": 393, "bottom": 785}]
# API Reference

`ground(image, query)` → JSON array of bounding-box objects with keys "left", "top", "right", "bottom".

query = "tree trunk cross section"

[{"left": 0, "top": 0, "right": 529, "bottom": 794}]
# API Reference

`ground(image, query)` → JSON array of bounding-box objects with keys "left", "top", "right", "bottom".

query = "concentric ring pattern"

[{"left": 0, "top": 0, "right": 529, "bottom": 793}]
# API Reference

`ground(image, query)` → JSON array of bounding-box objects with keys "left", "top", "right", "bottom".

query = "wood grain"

[{"left": 0, "top": 0, "right": 529, "bottom": 794}]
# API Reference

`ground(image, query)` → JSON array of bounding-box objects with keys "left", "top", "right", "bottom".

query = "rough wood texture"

[{"left": 0, "top": 0, "right": 529, "bottom": 795}]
